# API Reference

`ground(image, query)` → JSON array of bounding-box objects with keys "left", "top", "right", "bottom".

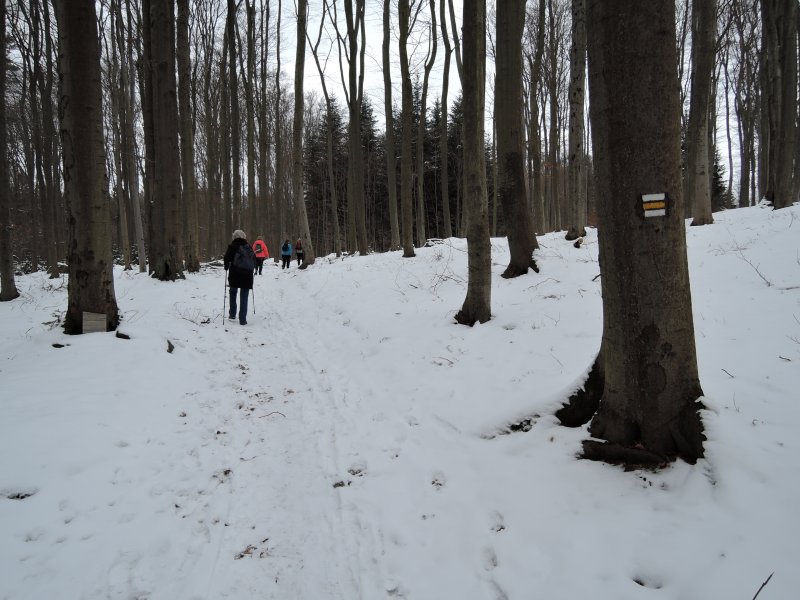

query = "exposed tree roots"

[{"left": 555, "top": 357, "right": 604, "bottom": 427}]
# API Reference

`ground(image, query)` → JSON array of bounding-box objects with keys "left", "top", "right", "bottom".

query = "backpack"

[
  {"left": 232, "top": 244, "right": 256, "bottom": 273},
  {"left": 282, "top": 242, "right": 290, "bottom": 253}
]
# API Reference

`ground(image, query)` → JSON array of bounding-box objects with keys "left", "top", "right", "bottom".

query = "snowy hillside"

[{"left": 1, "top": 203, "right": 799, "bottom": 599}]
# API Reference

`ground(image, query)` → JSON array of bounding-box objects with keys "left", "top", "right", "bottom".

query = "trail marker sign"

[{"left": 642, "top": 193, "right": 667, "bottom": 218}]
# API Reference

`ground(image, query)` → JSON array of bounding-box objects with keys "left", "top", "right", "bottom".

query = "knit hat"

[{"left": 232, "top": 230, "right": 246, "bottom": 240}]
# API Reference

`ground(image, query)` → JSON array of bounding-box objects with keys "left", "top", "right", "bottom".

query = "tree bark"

[
  {"left": 415, "top": 0, "right": 438, "bottom": 248},
  {"left": 293, "top": 0, "right": 314, "bottom": 266},
  {"left": 54, "top": 0, "right": 120, "bottom": 333},
  {"left": 529, "top": 0, "right": 547, "bottom": 235},
  {"left": 383, "top": 0, "right": 401, "bottom": 249},
  {"left": 761, "top": 0, "right": 798, "bottom": 209},
  {"left": 455, "top": 0, "right": 491, "bottom": 326},
  {"left": 146, "top": 0, "right": 184, "bottom": 280},
  {"left": 439, "top": 0, "right": 453, "bottom": 240},
  {"left": 177, "top": 0, "right": 200, "bottom": 271},
  {"left": 685, "top": 0, "right": 717, "bottom": 225},
  {"left": 343, "top": 0, "right": 368, "bottom": 256},
  {"left": 227, "top": 0, "right": 243, "bottom": 228},
  {"left": 565, "top": 0, "right": 588, "bottom": 240},
  {"left": 546, "top": 0, "right": 560, "bottom": 232},
  {"left": 245, "top": 0, "right": 257, "bottom": 236},
  {"left": 573, "top": 0, "right": 705, "bottom": 465},
  {"left": 496, "top": 0, "right": 538, "bottom": 279},
  {"left": 124, "top": 0, "right": 146, "bottom": 271},
  {"left": 0, "top": 0, "right": 20, "bottom": 301},
  {"left": 399, "top": 0, "right": 416, "bottom": 257}
]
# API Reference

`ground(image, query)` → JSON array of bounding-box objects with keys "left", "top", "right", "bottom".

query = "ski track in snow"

[{"left": 176, "top": 279, "right": 367, "bottom": 599}]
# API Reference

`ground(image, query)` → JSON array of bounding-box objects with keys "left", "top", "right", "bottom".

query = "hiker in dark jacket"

[
  {"left": 223, "top": 230, "right": 254, "bottom": 325},
  {"left": 280, "top": 239, "right": 292, "bottom": 270},
  {"left": 295, "top": 237, "right": 304, "bottom": 266}
]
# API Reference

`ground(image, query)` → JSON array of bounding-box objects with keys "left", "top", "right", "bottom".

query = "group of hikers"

[{"left": 223, "top": 230, "right": 305, "bottom": 325}]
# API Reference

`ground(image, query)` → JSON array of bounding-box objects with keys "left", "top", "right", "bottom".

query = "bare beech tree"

[
  {"left": 145, "top": 0, "right": 184, "bottom": 280},
  {"left": 293, "top": 0, "right": 314, "bottom": 266},
  {"left": 384, "top": 0, "right": 401, "bottom": 249},
  {"left": 415, "top": 0, "right": 438, "bottom": 247},
  {"left": 439, "top": 0, "right": 453, "bottom": 239},
  {"left": 398, "top": 0, "right": 416, "bottom": 257},
  {"left": 565, "top": 0, "right": 587, "bottom": 240},
  {"left": 496, "top": 0, "right": 538, "bottom": 278},
  {"left": 685, "top": 0, "right": 717, "bottom": 225},
  {"left": 526, "top": 0, "right": 547, "bottom": 235},
  {"left": 177, "top": 0, "right": 200, "bottom": 270},
  {"left": 1, "top": 0, "right": 20, "bottom": 301},
  {"left": 54, "top": 0, "right": 120, "bottom": 332},
  {"left": 760, "top": 0, "right": 798, "bottom": 209},
  {"left": 455, "top": 0, "right": 491, "bottom": 326}
]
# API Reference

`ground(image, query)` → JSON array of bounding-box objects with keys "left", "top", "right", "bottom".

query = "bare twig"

[
  {"left": 737, "top": 250, "right": 773, "bottom": 287},
  {"left": 721, "top": 368, "right": 735, "bottom": 378},
  {"left": 752, "top": 572, "right": 774, "bottom": 600},
  {"left": 259, "top": 411, "right": 286, "bottom": 419}
]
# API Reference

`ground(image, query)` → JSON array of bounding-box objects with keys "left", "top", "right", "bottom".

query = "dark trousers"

[
  {"left": 296, "top": 251, "right": 304, "bottom": 265},
  {"left": 281, "top": 256, "right": 291, "bottom": 269},
  {"left": 228, "top": 287, "right": 250, "bottom": 324},
  {"left": 255, "top": 258, "right": 265, "bottom": 274}
]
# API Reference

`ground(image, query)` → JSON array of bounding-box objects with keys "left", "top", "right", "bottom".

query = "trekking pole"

[
  {"left": 252, "top": 285, "right": 256, "bottom": 315},
  {"left": 223, "top": 272, "right": 227, "bottom": 324}
]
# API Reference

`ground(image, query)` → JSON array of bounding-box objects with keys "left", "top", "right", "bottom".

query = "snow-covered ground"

[{"left": 1, "top": 203, "right": 799, "bottom": 599}]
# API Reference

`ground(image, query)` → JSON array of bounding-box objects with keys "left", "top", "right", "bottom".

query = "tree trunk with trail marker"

[{"left": 558, "top": 0, "right": 705, "bottom": 466}]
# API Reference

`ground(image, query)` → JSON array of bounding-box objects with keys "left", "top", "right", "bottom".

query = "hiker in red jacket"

[{"left": 252, "top": 236, "right": 269, "bottom": 275}]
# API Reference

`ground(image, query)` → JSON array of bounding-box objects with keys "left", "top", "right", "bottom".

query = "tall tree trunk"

[
  {"left": 258, "top": 1, "right": 271, "bottom": 256},
  {"left": 125, "top": 0, "right": 146, "bottom": 271},
  {"left": 384, "top": 0, "right": 401, "bottom": 249},
  {"left": 246, "top": 0, "right": 257, "bottom": 235},
  {"left": 565, "top": 0, "right": 588, "bottom": 240},
  {"left": 546, "top": 0, "right": 560, "bottom": 232},
  {"left": 415, "top": 0, "right": 438, "bottom": 247},
  {"left": 686, "top": 0, "right": 717, "bottom": 225},
  {"left": 275, "top": 0, "right": 284, "bottom": 243},
  {"left": 399, "top": 0, "right": 415, "bottom": 257},
  {"left": 109, "top": 1, "right": 132, "bottom": 270},
  {"left": 293, "top": 0, "right": 314, "bottom": 266},
  {"left": 567, "top": 0, "right": 705, "bottom": 466},
  {"left": 177, "top": 0, "right": 200, "bottom": 271},
  {"left": 455, "top": 0, "right": 490, "bottom": 326},
  {"left": 54, "top": 0, "right": 120, "bottom": 333},
  {"left": 529, "top": 0, "right": 547, "bottom": 234},
  {"left": 439, "top": 0, "right": 453, "bottom": 240},
  {"left": 147, "top": 0, "right": 184, "bottom": 280},
  {"left": 227, "top": 0, "right": 243, "bottom": 228},
  {"left": 0, "top": 0, "right": 20, "bottom": 301},
  {"left": 496, "top": 0, "right": 538, "bottom": 279},
  {"left": 761, "top": 0, "right": 798, "bottom": 209},
  {"left": 344, "top": 0, "right": 368, "bottom": 255}
]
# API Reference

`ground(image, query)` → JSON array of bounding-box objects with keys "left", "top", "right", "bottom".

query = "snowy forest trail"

[{"left": 176, "top": 265, "right": 374, "bottom": 599}]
